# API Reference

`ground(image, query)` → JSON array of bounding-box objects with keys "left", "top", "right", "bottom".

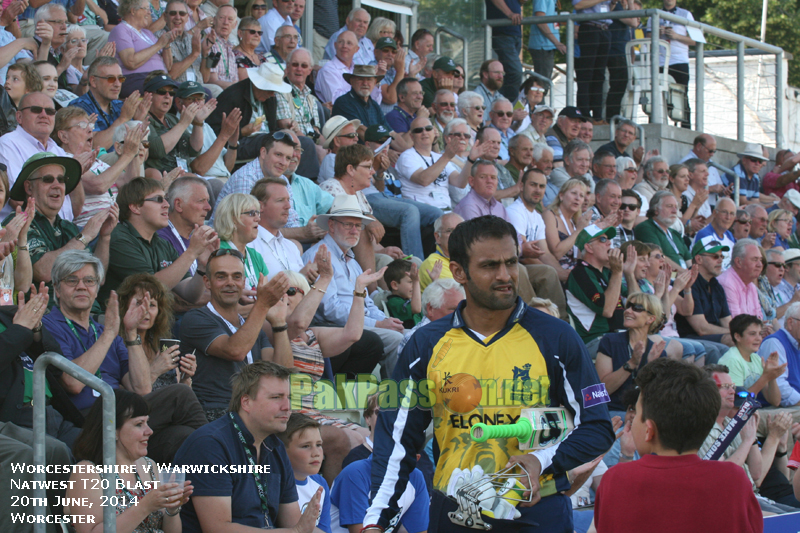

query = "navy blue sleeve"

[{"left": 276, "top": 445, "right": 299, "bottom": 504}]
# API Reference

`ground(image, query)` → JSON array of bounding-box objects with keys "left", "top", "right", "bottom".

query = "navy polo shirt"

[
  {"left": 485, "top": 0, "right": 521, "bottom": 36},
  {"left": 598, "top": 331, "right": 665, "bottom": 412},
  {"left": 331, "top": 90, "right": 388, "bottom": 130},
  {"left": 675, "top": 274, "right": 731, "bottom": 338},
  {"left": 385, "top": 106, "right": 415, "bottom": 133},
  {"left": 174, "top": 411, "right": 298, "bottom": 532},
  {"left": 69, "top": 92, "right": 125, "bottom": 135}
]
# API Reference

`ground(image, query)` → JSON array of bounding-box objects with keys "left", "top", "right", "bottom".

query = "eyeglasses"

[
  {"left": 625, "top": 302, "right": 649, "bottom": 313},
  {"left": 287, "top": 287, "right": 305, "bottom": 296},
  {"left": 453, "top": 71, "right": 463, "bottom": 78},
  {"left": 701, "top": 253, "right": 723, "bottom": 260},
  {"left": 493, "top": 111, "right": 514, "bottom": 118},
  {"left": 331, "top": 219, "right": 363, "bottom": 231},
  {"left": 472, "top": 105, "right": 486, "bottom": 111},
  {"left": 436, "top": 102, "right": 457, "bottom": 108},
  {"left": 734, "top": 218, "right": 751, "bottom": 225},
  {"left": 69, "top": 38, "right": 88, "bottom": 45},
  {"left": 357, "top": 163, "right": 373, "bottom": 171},
  {"left": 60, "top": 275, "right": 99, "bottom": 287},
  {"left": 241, "top": 210, "right": 261, "bottom": 217},
  {"left": 168, "top": 10, "right": 187, "bottom": 15},
  {"left": 155, "top": 88, "right": 176, "bottom": 96},
  {"left": 93, "top": 75, "right": 127, "bottom": 83},
  {"left": 46, "top": 19, "right": 68, "bottom": 25},
  {"left": 447, "top": 132, "right": 470, "bottom": 138},
  {"left": 252, "top": 3, "right": 267, "bottom": 8},
  {"left": 209, "top": 248, "right": 245, "bottom": 261},
  {"left": 768, "top": 262, "right": 786, "bottom": 269},
  {"left": 619, "top": 203, "right": 639, "bottom": 211},
  {"left": 411, "top": 125, "right": 434, "bottom": 134},
  {"left": 279, "top": 34, "right": 299, "bottom": 41},
  {"left": 30, "top": 174, "right": 66, "bottom": 184},
  {"left": 66, "top": 121, "right": 96, "bottom": 130},
  {"left": 775, "top": 218, "right": 792, "bottom": 224},
  {"left": 290, "top": 62, "right": 310, "bottom": 68},
  {"left": 143, "top": 195, "right": 167, "bottom": 204},
  {"left": 242, "top": 28, "right": 263, "bottom": 35},
  {"left": 716, "top": 383, "right": 736, "bottom": 391},
  {"left": 20, "top": 106, "right": 56, "bottom": 116},
  {"left": 337, "top": 132, "right": 358, "bottom": 139}
]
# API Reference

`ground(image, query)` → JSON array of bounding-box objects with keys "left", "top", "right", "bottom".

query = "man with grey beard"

[
  {"left": 431, "top": 89, "right": 456, "bottom": 152},
  {"left": 633, "top": 155, "right": 669, "bottom": 203},
  {"left": 331, "top": 64, "right": 391, "bottom": 141}
]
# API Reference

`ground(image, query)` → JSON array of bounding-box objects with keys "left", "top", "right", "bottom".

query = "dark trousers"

[
  {"left": 660, "top": 62, "right": 691, "bottom": 128},
  {"left": 493, "top": 33, "right": 524, "bottom": 102},
  {"left": 605, "top": 54, "right": 628, "bottom": 120},
  {"left": 328, "top": 329, "right": 384, "bottom": 380},
  {"left": 144, "top": 384, "right": 208, "bottom": 464},
  {"left": 575, "top": 24, "right": 611, "bottom": 120}
]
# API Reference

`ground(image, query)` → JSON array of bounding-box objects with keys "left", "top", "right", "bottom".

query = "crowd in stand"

[{"left": 0, "top": 0, "right": 799, "bottom": 531}]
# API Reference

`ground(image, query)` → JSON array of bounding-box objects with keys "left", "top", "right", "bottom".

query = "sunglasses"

[
  {"left": 168, "top": 10, "right": 187, "bottom": 15},
  {"left": 493, "top": 111, "right": 514, "bottom": 118},
  {"left": 745, "top": 157, "right": 765, "bottom": 164},
  {"left": 155, "top": 88, "right": 176, "bottom": 96},
  {"left": 252, "top": 3, "right": 267, "bottom": 8},
  {"left": 290, "top": 62, "right": 311, "bottom": 68},
  {"left": 337, "top": 132, "right": 358, "bottom": 139},
  {"left": 625, "top": 302, "right": 648, "bottom": 313},
  {"left": 93, "top": 75, "right": 127, "bottom": 83},
  {"left": 472, "top": 105, "right": 487, "bottom": 111},
  {"left": 287, "top": 286, "right": 305, "bottom": 296},
  {"left": 436, "top": 102, "right": 457, "bottom": 108},
  {"left": 768, "top": 262, "right": 787, "bottom": 269},
  {"left": 209, "top": 248, "right": 245, "bottom": 261},
  {"left": 143, "top": 195, "right": 167, "bottom": 204},
  {"left": 716, "top": 383, "right": 736, "bottom": 390},
  {"left": 453, "top": 71, "right": 463, "bottom": 78},
  {"left": 735, "top": 218, "right": 751, "bottom": 224},
  {"left": 270, "top": 131, "right": 297, "bottom": 145},
  {"left": 528, "top": 87, "right": 545, "bottom": 93},
  {"left": 30, "top": 174, "right": 66, "bottom": 184},
  {"left": 20, "top": 105, "right": 56, "bottom": 116},
  {"left": 411, "top": 125, "right": 434, "bottom": 134},
  {"left": 241, "top": 210, "right": 261, "bottom": 217},
  {"left": 619, "top": 203, "right": 639, "bottom": 211},
  {"left": 243, "top": 28, "right": 264, "bottom": 35},
  {"left": 447, "top": 132, "right": 470, "bottom": 138}
]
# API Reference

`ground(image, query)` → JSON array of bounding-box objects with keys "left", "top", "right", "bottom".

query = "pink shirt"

[
  {"left": 718, "top": 268, "right": 763, "bottom": 320},
  {"left": 109, "top": 22, "right": 167, "bottom": 75}
]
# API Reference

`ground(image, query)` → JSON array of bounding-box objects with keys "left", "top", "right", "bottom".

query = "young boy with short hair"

[
  {"left": 278, "top": 413, "right": 332, "bottom": 533},
  {"left": 383, "top": 259, "right": 422, "bottom": 329},
  {"left": 593, "top": 358, "right": 762, "bottom": 533}
]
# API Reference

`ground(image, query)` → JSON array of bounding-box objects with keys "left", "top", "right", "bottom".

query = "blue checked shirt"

[{"left": 213, "top": 159, "right": 300, "bottom": 227}]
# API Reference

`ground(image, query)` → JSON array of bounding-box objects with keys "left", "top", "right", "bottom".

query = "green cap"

[
  {"left": 575, "top": 224, "right": 617, "bottom": 251},
  {"left": 375, "top": 37, "right": 397, "bottom": 50},
  {"left": 690, "top": 235, "right": 731, "bottom": 258},
  {"left": 433, "top": 56, "right": 457, "bottom": 72},
  {"left": 365, "top": 124, "right": 392, "bottom": 143},
  {"left": 9, "top": 152, "right": 82, "bottom": 202},
  {"left": 176, "top": 81, "right": 206, "bottom": 99}
]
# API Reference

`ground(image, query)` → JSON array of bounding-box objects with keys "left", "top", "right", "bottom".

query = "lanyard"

[
  {"left": 123, "top": 21, "right": 155, "bottom": 46},
  {"left": 65, "top": 317, "right": 99, "bottom": 353},
  {"left": 215, "top": 40, "right": 230, "bottom": 77},
  {"left": 168, "top": 221, "right": 197, "bottom": 276},
  {"left": 262, "top": 233, "right": 290, "bottom": 271},
  {"left": 661, "top": 226, "right": 687, "bottom": 268},
  {"left": 206, "top": 303, "right": 251, "bottom": 363},
  {"left": 87, "top": 91, "right": 113, "bottom": 129},
  {"left": 229, "top": 413, "right": 271, "bottom": 528}
]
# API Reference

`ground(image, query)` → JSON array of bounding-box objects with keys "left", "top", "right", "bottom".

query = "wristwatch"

[
  {"left": 125, "top": 334, "right": 142, "bottom": 347},
  {"left": 75, "top": 233, "right": 88, "bottom": 247},
  {"left": 622, "top": 362, "right": 634, "bottom": 373},
  {"left": 353, "top": 289, "right": 367, "bottom": 298}
]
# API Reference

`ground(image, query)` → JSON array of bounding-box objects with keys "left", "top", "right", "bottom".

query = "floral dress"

[{"left": 114, "top": 457, "right": 165, "bottom": 532}]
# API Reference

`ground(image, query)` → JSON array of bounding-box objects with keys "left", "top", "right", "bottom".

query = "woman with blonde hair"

[
  {"left": 213, "top": 193, "right": 271, "bottom": 293},
  {"left": 244, "top": 0, "right": 268, "bottom": 19},
  {"left": 767, "top": 208, "right": 793, "bottom": 250},
  {"left": 543, "top": 178, "right": 592, "bottom": 279},
  {"left": 366, "top": 17, "right": 396, "bottom": 44}
]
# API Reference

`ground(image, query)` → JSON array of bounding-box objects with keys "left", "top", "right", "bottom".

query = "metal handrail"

[
  {"left": 609, "top": 115, "right": 645, "bottom": 154},
  {"left": 32, "top": 352, "right": 117, "bottom": 533},
  {"left": 434, "top": 26, "right": 469, "bottom": 83},
  {"left": 482, "top": 9, "right": 786, "bottom": 147}
]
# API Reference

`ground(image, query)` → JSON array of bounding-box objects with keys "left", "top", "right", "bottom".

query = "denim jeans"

[
  {"left": 492, "top": 33, "right": 523, "bottom": 102},
  {"left": 366, "top": 194, "right": 443, "bottom": 259}
]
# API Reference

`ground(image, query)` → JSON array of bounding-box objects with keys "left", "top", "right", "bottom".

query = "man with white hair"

[
  {"left": 546, "top": 106, "right": 588, "bottom": 162},
  {"left": 276, "top": 48, "right": 322, "bottom": 139},
  {"left": 723, "top": 143, "right": 769, "bottom": 206},
  {"left": 158, "top": 176, "right": 213, "bottom": 279},
  {"left": 680, "top": 133, "right": 729, "bottom": 208},
  {"left": 683, "top": 158, "right": 713, "bottom": 219},
  {"left": 693, "top": 197, "right": 737, "bottom": 270},
  {"left": 456, "top": 91, "right": 485, "bottom": 143},
  {"left": 758, "top": 301, "right": 800, "bottom": 407},
  {"left": 634, "top": 191, "right": 692, "bottom": 271},
  {"left": 257, "top": 0, "right": 293, "bottom": 51},
  {"left": 549, "top": 139, "right": 594, "bottom": 192},
  {"left": 531, "top": 143, "right": 559, "bottom": 206},
  {"left": 266, "top": 24, "right": 300, "bottom": 65},
  {"left": 23, "top": 3, "right": 108, "bottom": 66},
  {"left": 633, "top": 155, "right": 669, "bottom": 203},
  {"left": 156, "top": 1, "right": 203, "bottom": 84},
  {"left": 323, "top": 8, "right": 374, "bottom": 65},
  {"left": 489, "top": 98, "right": 514, "bottom": 160},
  {"left": 431, "top": 89, "right": 456, "bottom": 152},
  {"left": 397, "top": 278, "right": 465, "bottom": 353},
  {"left": 718, "top": 239, "right": 766, "bottom": 321}
]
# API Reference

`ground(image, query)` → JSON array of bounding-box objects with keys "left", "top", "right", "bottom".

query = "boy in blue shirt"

[{"left": 278, "top": 414, "right": 332, "bottom": 533}]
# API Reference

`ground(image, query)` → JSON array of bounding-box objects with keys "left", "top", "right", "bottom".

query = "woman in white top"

[
  {"left": 543, "top": 179, "right": 592, "bottom": 276},
  {"left": 64, "top": 25, "right": 90, "bottom": 95},
  {"left": 0, "top": 168, "right": 34, "bottom": 304}
]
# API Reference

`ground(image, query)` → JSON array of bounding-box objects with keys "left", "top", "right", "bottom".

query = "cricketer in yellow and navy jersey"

[{"left": 363, "top": 297, "right": 616, "bottom": 532}]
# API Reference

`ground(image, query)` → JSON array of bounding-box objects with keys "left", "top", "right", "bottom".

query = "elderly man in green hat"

[{"left": 4, "top": 152, "right": 119, "bottom": 308}]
